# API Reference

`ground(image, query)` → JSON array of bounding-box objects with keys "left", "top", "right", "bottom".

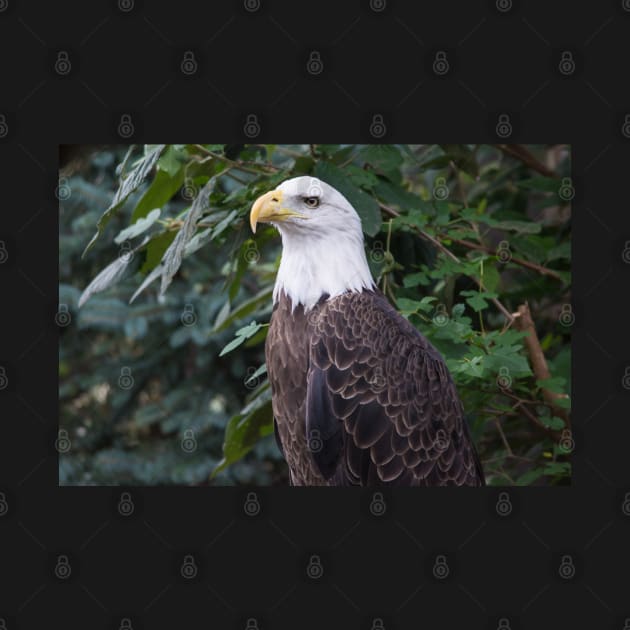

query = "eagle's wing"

[{"left": 305, "top": 291, "right": 484, "bottom": 486}]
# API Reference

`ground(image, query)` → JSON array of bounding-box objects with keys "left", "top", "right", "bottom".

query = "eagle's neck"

[{"left": 273, "top": 229, "right": 375, "bottom": 311}]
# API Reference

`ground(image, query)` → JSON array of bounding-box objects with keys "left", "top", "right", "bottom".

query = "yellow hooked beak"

[{"left": 249, "top": 189, "right": 307, "bottom": 233}]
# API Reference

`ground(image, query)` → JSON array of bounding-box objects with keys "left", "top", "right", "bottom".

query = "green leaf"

[
  {"left": 157, "top": 145, "right": 185, "bottom": 177},
  {"left": 79, "top": 251, "right": 138, "bottom": 308},
  {"left": 540, "top": 415, "right": 565, "bottom": 431},
  {"left": 374, "top": 179, "right": 426, "bottom": 211},
  {"left": 82, "top": 145, "right": 165, "bottom": 257},
  {"left": 139, "top": 230, "right": 176, "bottom": 275},
  {"left": 213, "top": 287, "right": 273, "bottom": 332},
  {"left": 131, "top": 166, "right": 185, "bottom": 222},
  {"left": 357, "top": 145, "right": 403, "bottom": 174},
  {"left": 211, "top": 385, "right": 273, "bottom": 477},
  {"left": 245, "top": 363, "right": 267, "bottom": 386},
  {"left": 517, "top": 176, "right": 559, "bottom": 193},
  {"left": 219, "top": 321, "right": 264, "bottom": 356},
  {"left": 160, "top": 176, "right": 217, "bottom": 296},
  {"left": 438, "top": 144, "right": 478, "bottom": 177},
  {"left": 480, "top": 262, "right": 500, "bottom": 293},
  {"left": 515, "top": 467, "right": 547, "bottom": 486},
  {"left": 344, "top": 164, "right": 379, "bottom": 190},
  {"left": 536, "top": 376, "right": 567, "bottom": 394},
  {"left": 396, "top": 296, "right": 436, "bottom": 316},
  {"left": 484, "top": 347, "right": 532, "bottom": 378},
  {"left": 460, "top": 290, "right": 498, "bottom": 312},
  {"left": 546, "top": 241, "right": 571, "bottom": 262},
  {"left": 314, "top": 160, "right": 382, "bottom": 236},
  {"left": 115, "top": 208, "right": 161, "bottom": 244}
]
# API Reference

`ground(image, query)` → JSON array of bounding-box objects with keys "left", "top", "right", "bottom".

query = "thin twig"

[
  {"left": 513, "top": 302, "right": 570, "bottom": 430},
  {"left": 494, "top": 417, "right": 513, "bottom": 456},
  {"left": 451, "top": 238, "right": 564, "bottom": 282},
  {"left": 494, "top": 144, "right": 557, "bottom": 178},
  {"left": 378, "top": 201, "right": 514, "bottom": 323},
  {"left": 192, "top": 145, "right": 280, "bottom": 175}
]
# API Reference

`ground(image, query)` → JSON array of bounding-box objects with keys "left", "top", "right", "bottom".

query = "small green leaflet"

[
  {"left": 114, "top": 208, "right": 161, "bottom": 244},
  {"left": 219, "top": 321, "right": 265, "bottom": 356}
]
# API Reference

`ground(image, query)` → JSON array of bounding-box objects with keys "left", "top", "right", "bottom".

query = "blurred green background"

[{"left": 59, "top": 144, "right": 571, "bottom": 486}]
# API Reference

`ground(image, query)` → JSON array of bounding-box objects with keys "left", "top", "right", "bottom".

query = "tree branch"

[
  {"left": 494, "top": 144, "right": 557, "bottom": 178},
  {"left": 451, "top": 238, "right": 565, "bottom": 283},
  {"left": 513, "top": 302, "right": 570, "bottom": 430},
  {"left": 378, "top": 202, "right": 514, "bottom": 323}
]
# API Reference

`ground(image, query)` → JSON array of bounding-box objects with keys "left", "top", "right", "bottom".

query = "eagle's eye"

[{"left": 302, "top": 196, "right": 320, "bottom": 208}]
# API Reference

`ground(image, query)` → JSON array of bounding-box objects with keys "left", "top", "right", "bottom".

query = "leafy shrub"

[{"left": 60, "top": 144, "right": 571, "bottom": 486}]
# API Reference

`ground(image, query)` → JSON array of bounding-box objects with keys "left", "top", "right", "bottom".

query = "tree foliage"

[{"left": 59, "top": 143, "right": 571, "bottom": 486}]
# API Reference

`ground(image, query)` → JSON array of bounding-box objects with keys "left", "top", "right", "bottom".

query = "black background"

[{"left": 1, "top": 0, "right": 629, "bottom": 628}]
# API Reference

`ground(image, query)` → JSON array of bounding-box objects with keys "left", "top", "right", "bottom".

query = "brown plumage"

[
  {"left": 251, "top": 175, "right": 484, "bottom": 486},
  {"left": 266, "top": 289, "right": 485, "bottom": 486}
]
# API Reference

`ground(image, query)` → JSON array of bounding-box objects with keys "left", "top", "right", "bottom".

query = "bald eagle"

[{"left": 250, "top": 176, "right": 484, "bottom": 486}]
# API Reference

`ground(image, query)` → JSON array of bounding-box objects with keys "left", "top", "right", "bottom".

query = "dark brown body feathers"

[{"left": 266, "top": 289, "right": 484, "bottom": 486}]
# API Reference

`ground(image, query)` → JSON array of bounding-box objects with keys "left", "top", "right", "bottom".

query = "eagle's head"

[{"left": 250, "top": 176, "right": 375, "bottom": 310}]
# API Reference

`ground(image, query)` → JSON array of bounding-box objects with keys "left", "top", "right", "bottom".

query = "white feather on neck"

[{"left": 273, "top": 226, "right": 375, "bottom": 311}]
